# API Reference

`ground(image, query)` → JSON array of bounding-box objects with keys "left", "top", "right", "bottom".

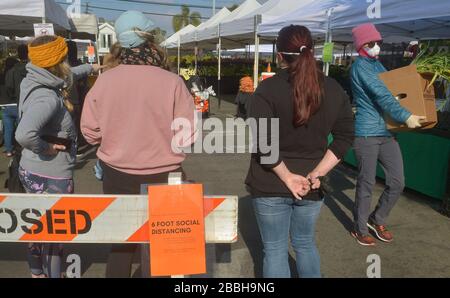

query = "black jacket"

[
  {"left": 245, "top": 69, "right": 354, "bottom": 199},
  {"left": 5, "top": 61, "right": 27, "bottom": 104}
]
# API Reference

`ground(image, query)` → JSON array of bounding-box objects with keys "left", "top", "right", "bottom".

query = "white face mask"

[{"left": 363, "top": 43, "right": 381, "bottom": 57}]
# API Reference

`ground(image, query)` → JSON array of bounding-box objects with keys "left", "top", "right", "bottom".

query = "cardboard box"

[{"left": 379, "top": 64, "right": 437, "bottom": 131}]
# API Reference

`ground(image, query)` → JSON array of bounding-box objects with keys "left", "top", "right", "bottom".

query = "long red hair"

[{"left": 277, "top": 25, "right": 323, "bottom": 127}]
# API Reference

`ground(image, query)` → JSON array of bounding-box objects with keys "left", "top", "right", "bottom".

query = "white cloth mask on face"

[{"left": 364, "top": 43, "right": 381, "bottom": 57}]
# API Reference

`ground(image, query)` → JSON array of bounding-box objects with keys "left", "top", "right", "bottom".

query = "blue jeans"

[
  {"left": 94, "top": 159, "right": 103, "bottom": 180},
  {"left": 2, "top": 106, "right": 18, "bottom": 153},
  {"left": 253, "top": 197, "right": 323, "bottom": 278}
]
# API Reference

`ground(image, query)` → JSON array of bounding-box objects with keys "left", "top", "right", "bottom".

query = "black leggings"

[{"left": 100, "top": 160, "right": 185, "bottom": 278}]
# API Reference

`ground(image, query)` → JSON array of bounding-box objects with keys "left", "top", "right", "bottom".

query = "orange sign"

[
  {"left": 148, "top": 184, "right": 206, "bottom": 276},
  {"left": 87, "top": 45, "right": 96, "bottom": 63}
]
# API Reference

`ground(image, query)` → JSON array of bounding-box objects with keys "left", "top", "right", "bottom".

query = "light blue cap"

[{"left": 114, "top": 10, "right": 155, "bottom": 48}]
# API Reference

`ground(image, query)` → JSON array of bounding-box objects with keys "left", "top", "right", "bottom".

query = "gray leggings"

[{"left": 353, "top": 137, "right": 405, "bottom": 235}]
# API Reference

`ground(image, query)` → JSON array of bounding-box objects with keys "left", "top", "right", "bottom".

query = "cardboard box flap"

[{"left": 379, "top": 64, "right": 437, "bottom": 131}]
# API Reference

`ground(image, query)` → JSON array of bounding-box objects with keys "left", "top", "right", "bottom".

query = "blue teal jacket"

[{"left": 351, "top": 57, "right": 411, "bottom": 137}]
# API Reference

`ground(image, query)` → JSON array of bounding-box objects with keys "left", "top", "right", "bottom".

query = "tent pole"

[
  {"left": 253, "top": 35, "right": 260, "bottom": 90},
  {"left": 253, "top": 16, "right": 260, "bottom": 90},
  {"left": 177, "top": 37, "right": 181, "bottom": 75},
  {"left": 324, "top": 9, "right": 333, "bottom": 76},
  {"left": 218, "top": 36, "right": 222, "bottom": 109},
  {"left": 343, "top": 44, "right": 347, "bottom": 65},
  {"left": 195, "top": 42, "right": 198, "bottom": 74},
  {"left": 350, "top": 42, "right": 354, "bottom": 67},
  {"left": 272, "top": 41, "right": 276, "bottom": 65},
  {"left": 95, "top": 17, "right": 101, "bottom": 68},
  {"left": 95, "top": 33, "right": 101, "bottom": 67}
]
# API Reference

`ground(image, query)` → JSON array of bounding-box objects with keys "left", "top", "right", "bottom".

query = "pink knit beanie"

[{"left": 352, "top": 23, "right": 382, "bottom": 51}]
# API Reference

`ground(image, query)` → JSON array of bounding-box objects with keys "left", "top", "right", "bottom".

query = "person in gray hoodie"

[{"left": 15, "top": 35, "right": 100, "bottom": 278}]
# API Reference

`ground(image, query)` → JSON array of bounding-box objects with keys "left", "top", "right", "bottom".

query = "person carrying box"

[{"left": 350, "top": 23, "right": 425, "bottom": 246}]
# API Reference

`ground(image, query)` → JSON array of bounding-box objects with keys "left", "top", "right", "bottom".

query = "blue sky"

[{"left": 61, "top": 0, "right": 261, "bottom": 35}]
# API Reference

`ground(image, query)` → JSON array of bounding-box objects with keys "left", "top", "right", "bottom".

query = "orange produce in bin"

[{"left": 194, "top": 96, "right": 209, "bottom": 113}]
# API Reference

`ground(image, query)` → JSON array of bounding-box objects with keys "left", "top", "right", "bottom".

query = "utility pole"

[
  {"left": 85, "top": 2, "right": 90, "bottom": 14},
  {"left": 212, "top": 0, "right": 216, "bottom": 15}
]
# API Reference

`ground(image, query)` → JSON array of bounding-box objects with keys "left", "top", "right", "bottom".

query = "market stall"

[
  {"left": 175, "top": 0, "right": 321, "bottom": 100},
  {"left": 259, "top": 0, "right": 450, "bottom": 201},
  {"left": 0, "top": 0, "right": 71, "bottom": 36},
  {"left": 332, "top": 0, "right": 450, "bottom": 201}
]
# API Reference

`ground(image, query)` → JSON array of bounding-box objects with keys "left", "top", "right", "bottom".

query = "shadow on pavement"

[{"left": 324, "top": 169, "right": 357, "bottom": 233}]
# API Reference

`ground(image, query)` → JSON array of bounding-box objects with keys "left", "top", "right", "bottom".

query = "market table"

[{"left": 340, "top": 130, "right": 450, "bottom": 200}]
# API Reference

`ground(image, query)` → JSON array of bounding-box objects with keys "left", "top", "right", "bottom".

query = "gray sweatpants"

[{"left": 353, "top": 137, "right": 405, "bottom": 235}]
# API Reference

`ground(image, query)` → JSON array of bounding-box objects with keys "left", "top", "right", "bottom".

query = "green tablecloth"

[{"left": 340, "top": 132, "right": 450, "bottom": 200}]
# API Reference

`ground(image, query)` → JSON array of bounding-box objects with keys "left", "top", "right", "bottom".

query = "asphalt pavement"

[{"left": 0, "top": 96, "right": 449, "bottom": 278}]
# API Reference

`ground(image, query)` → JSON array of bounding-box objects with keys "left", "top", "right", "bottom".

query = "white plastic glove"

[{"left": 405, "top": 115, "right": 426, "bottom": 128}]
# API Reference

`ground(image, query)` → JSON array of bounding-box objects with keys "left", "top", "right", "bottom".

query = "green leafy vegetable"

[{"left": 411, "top": 43, "right": 450, "bottom": 88}]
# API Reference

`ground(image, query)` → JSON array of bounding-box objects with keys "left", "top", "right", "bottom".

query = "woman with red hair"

[{"left": 245, "top": 25, "right": 354, "bottom": 278}]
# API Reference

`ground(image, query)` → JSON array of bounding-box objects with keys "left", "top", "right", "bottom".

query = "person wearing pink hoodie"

[{"left": 81, "top": 11, "right": 196, "bottom": 277}]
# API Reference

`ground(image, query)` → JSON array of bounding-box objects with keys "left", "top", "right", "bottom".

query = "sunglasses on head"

[{"left": 366, "top": 41, "right": 383, "bottom": 48}]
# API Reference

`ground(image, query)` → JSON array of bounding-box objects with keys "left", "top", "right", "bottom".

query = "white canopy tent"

[
  {"left": 163, "top": 24, "right": 198, "bottom": 75},
  {"left": 177, "top": 1, "right": 262, "bottom": 94},
  {"left": 258, "top": 0, "right": 340, "bottom": 38},
  {"left": 69, "top": 14, "right": 99, "bottom": 40},
  {"left": 209, "top": 0, "right": 262, "bottom": 45},
  {"left": 258, "top": 0, "right": 450, "bottom": 75},
  {"left": 0, "top": 0, "right": 71, "bottom": 36},
  {"left": 180, "top": 0, "right": 262, "bottom": 90},
  {"left": 194, "top": 0, "right": 262, "bottom": 49},
  {"left": 214, "top": 0, "right": 261, "bottom": 91},
  {"left": 219, "top": 0, "right": 316, "bottom": 47},
  {"left": 162, "top": 24, "right": 196, "bottom": 49},
  {"left": 259, "top": 0, "right": 450, "bottom": 40},
  {"left": 227, "top": 44, "right": 275, "bottom": 53},
  {"left": 332, "top": 0, "right": 450, "bottom": 40},
  {"left": 217, "top": 0, "right": 319, "bottom": 86},
  {"left": 180, "top": 7, "right": 231, "bottom": 49},
  {"left": 178, "top": 0, "right": 261, "bottom": 50},
  {"left": 186, "top": 0, "right": 324, "bottom": 89}
]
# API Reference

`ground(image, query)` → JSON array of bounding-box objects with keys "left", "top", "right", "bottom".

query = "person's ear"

[{"left": 276, "top": 52, "right": 283, "bottom": 65}]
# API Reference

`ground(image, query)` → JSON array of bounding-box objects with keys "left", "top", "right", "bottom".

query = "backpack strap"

[{"left": 19, "top": 86, "right": 57, "bottom": 121}]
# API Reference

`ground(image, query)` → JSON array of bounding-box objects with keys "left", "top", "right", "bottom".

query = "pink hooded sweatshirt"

[{"left": 81, "top": 64, "right": 196, "bottom": 175}]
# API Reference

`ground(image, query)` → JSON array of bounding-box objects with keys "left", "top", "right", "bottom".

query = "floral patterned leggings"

[{"left": 19, "top": 167, "right": 74, "bottom": 278}]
